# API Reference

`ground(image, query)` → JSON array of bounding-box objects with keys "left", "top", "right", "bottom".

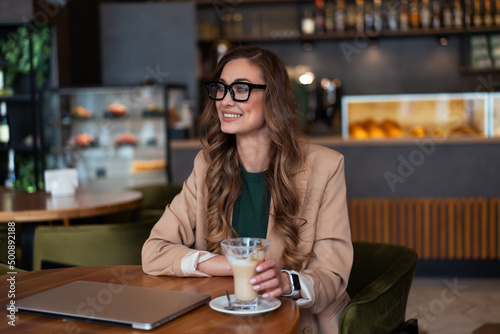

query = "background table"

[
  {"left": 0, "top": 189, "right": 143, "bottom": 269},
  {"left": 0, "top": 189, "right": 143, "bottom": 226},
  {"left": 0, "top": 265, "right": 300, "bottom": 333}
]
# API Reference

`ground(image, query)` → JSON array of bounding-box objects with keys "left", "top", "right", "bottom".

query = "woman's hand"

[{"left": 249, "top": 259, "right": 292, "bottom": 298}]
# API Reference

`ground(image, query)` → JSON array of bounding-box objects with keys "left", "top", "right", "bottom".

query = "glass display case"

[
  {"left": 44, "top": 85, "right": 187, "bottom": 189},
  {"left": 490, "top": 93, "right": 500, "bottom": 137},
  {"left": 341, "top": 93, "right": 491, "bottom": 140}
]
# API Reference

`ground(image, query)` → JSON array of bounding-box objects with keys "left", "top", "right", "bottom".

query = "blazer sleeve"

[
  {"left": 301, "top": 151, "right": 353, "bottom": 314},
  {"left": 141, "top": 152, "right": 206, "bottom": 277}
]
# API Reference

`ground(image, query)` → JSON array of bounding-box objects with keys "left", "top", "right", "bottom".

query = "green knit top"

[{"left": 231, "top": 167, "right": 271, "bottom": 239}]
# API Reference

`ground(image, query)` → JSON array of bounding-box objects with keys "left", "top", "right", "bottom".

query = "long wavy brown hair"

[{"left": 198, "top": 46, "right": 311, "bottom": 271}]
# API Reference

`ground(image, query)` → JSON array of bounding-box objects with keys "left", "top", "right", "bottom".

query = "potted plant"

[{"left": 0, "top": 25, "right": 51, "bottom": 95}]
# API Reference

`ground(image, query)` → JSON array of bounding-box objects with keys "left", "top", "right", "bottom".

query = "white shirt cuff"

[
  {"left": 294, "top": 271, "right": 315, "bottom": 308},
  {"left": 180, "top": 250, "right": 218, "bottom": 277}
]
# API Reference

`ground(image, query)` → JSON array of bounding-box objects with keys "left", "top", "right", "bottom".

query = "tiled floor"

[{"left": 406, "top": 277, "right": 500, "bottom": 334}]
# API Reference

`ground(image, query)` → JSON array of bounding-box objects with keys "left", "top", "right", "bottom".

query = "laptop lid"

[{"left": 14, "top": 280, "right": 211, "bottom": 330}]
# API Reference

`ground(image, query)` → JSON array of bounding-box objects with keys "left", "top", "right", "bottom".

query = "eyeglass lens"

[{"left": 208, "top": 82, "right": 251, "bottom": 101}]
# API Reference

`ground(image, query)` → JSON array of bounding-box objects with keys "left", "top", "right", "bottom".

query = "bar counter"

[{"left": 171, "top": 136, "right": 500, "bottom": 199}]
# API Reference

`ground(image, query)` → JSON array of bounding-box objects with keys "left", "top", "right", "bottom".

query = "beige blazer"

[{"left": 142, "top": 143, "right": 353, "bottom": 334}]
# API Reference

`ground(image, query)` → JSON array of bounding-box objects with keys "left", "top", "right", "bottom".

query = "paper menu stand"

[{"left": 44, "top": 169, "right": 79, "bottom": 197}]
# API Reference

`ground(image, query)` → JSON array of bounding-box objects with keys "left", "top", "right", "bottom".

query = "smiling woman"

[{"left": 142, "top": 46, "right": 353, "bottom": 334}]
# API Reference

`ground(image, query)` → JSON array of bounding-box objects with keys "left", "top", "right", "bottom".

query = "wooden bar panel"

[
  {"left": 375, "top": 199, "right": 382, "bottom": 243},
  {"left": 432, "top": 200, "right": 439, "bottom": 260},
  {"left": 367, "top": 199, "right": 373, "bottom": 242},
  {"left": 407, "top": 200, "right": 414, "bottom": 249},
  {"left": 415, "top": 200, "right": 423, "bottom": 258},
  {"left": 391, "top": 201, "right": 398, "bottom": 244},
  {"left": 359, "top": 200, "right": 366, "bottom": 241},
  {"left": 349, "top": 200, "right": 358, "bottom": 241},
  {"left": 489, "top": 199, "right": 496, "bottom": 259},
  {"left": 473, "top": 200, "right": 480, "bottom": 259},
  {"left": 464, "top": 199, "right": 471, "bottom": 260},
  {"left": 497, "top": 199, "right": 500, "bottom": 260},
  {"left": 456, "top": 199, "right": 463, "bottom": 259},
  {"left": 399, "top": 200, "right": 405, "bottom": 246},
  {"left": 423, "top": 200, "right": 431, "bottom": 260},
  {"left": 345, "top": 197, "right": 499, "bottom": 261},
  {"left": 383, "top": 200, "right": 390, "bottom": 243},
  {"left": 440, "top": 200, "right": 447, "bottom": 260},
  {"left": 448, "top": 199, "right": 455, "bottom": 259},
  {"left": 481, "top": 198, "right": 488, "bottom": 259}
]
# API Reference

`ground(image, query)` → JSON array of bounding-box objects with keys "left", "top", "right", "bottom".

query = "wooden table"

[
  {"left": 0, "top": 265, "right": 300, "bottom": 334},
  {"left": 0, "top": 189, "right": 143, "bottom": 269},
  {"left": 0, "top": 189, "right": 143, "bottom": 226}
]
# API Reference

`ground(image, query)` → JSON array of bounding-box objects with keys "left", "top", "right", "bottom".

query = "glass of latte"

[{"left": 221, "top": 238, "right": 270, "bottom": 309}]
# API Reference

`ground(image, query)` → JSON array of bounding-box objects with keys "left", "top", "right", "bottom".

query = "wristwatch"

[{"left": 281, "top": 270, "right": 301, "bottom": 297}]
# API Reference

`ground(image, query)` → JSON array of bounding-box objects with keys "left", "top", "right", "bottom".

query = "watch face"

[{"left": 291, "top": 274, "right": 301, "bottom": 290}]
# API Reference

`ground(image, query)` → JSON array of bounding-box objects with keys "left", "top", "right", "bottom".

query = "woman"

[{"left": 142, "top": 46, "right": 353, "bottom": 333}]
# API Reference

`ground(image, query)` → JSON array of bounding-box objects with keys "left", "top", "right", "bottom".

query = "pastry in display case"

[{"left": 342, "top": 93, "right": 490, "bottom": 140}]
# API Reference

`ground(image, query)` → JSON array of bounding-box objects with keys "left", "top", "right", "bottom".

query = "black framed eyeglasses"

[{"left": 206, "top": 81, "right": 266, "bottom": 102}]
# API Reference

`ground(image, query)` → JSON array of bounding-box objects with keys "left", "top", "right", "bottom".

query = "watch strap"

[{"left": 281, "top": 270, "right": 301, "bottom": 297}]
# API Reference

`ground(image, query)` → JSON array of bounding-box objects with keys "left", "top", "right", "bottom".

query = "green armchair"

[
  {"left": 32, "top": 220, "right": 156, "bottom": 271},
  {"left": 128, "top": 183, "right": 183, "bottom": 221},
  {"left": 339, "top": 241, "right": 418, "bottom": 334},
  {"left": 0, "top": 263, "right": 25, "bottom": 275}
]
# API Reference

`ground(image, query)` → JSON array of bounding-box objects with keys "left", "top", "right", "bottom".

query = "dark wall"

[
  {"left": 99, "top": 2, "right": 197, "bottom": 106},
  {"left": 257, "top": 36, "right": 500, "bottom": 96}
]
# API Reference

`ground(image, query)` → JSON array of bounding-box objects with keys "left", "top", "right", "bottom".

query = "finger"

[
  {"left": 252, "top": 277, "right": 280, "bottom": 292},
  {"left": 250, "top": 267, "right": 278, "bottom": 285},
  {"left": 255, "top": 259, "right": 276, "bottom": 273},
  {"left": 262, "top": 287, "right": 284, "bottom": 298}
]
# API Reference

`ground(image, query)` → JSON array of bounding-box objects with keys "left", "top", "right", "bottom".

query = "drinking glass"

[{"left": 221, "top": 237, "right": 270, "bottom": 309}]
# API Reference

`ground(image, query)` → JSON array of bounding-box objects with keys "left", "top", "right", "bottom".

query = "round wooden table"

[
  {"left": 0, "top": 189, "right": 143, "bottom": 270},
  {"left": 0, "top": 265, "right": 300, "bottom": 334},
  {"left": 0, "top": 189, "right": 143, "bottom": 226}
]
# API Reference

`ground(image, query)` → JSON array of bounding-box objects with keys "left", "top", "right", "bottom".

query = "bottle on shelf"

[
  {"left": 410, "top": 0, "right": 421, "bottom": 28},
  {"left": 473, "top": 0, "right": 483, "bottom": 26},
  {"left": 443, "top": 0, "right": 454, "bottom": 28},
  {"left": 346, "top": 1, "right": 357, "bottom": 31},
  {"left": 232, "top": 12, "right": 244, "bottom": 37},
  {"left": 364, "top": 0, "right": 375, "bottom": 31},
  {"left": 453, "top": 0, "right": 464, "bottom": 28},
  {"left": 373, "top": 0, "right": 383, "bottom": 32},
  {"left": 315, "top": 0, "right": 326, "bottom": 34},
  {"left": 335, "top": 0, "right": 347, "bottom": 31},
  {"left": 464, "top": 0, "right": 473, "bottom": 27},
  {"left": 400, "top": 0, "right": 410, "bottom": 31},
  {"left": 496, "top": 0, "right": 500, "bottom": 25},
  {"left": 4, "top": 149, "right": 15, "bottom": 190},
  {"left": 387, "top": 1, "right": 399, "bottom": 31},
  {"left": 432, "top": 0, "right": 442, "bottom": 28},
  {"left": 484, "top": 0, "right": 494, "bottom": 26},
  {"left": 420, "top": 0, "right": 432, "bottom": 28},
  {"left": 0, "top": 102, "right": 9, "bottom": 146},
  {"left": 302, "top": 9, "right": 316, "bottom": 34},
  {"left": 355, "top": 0, "right": 365, "bottom": 32},
  {"left": 325, "top": 2, "right": 335, "bottom": 31},
  {"left": 222, "top": 13, "right": 233, "bottom": 38}
]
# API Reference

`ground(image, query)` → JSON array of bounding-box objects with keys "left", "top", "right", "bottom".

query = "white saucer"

[{"left": 209, "top": 294, "right": 281, "bottom": 315}]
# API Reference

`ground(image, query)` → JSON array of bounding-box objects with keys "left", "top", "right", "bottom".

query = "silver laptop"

[{"left": 14, "top": 280, "right": 211, "bottom": 330}]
